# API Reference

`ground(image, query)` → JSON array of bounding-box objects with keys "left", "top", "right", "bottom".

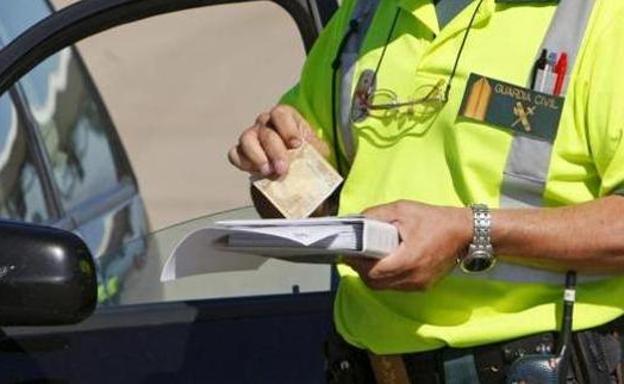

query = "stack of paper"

[
  {"left": 226, "top": 224, "right": 361, "bottom": 250},
  {"left": 161, "top": 217, "right": 399, "bottom": 281}
]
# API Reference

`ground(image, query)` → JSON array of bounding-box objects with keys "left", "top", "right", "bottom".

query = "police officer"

[{"left": 228, "top": 0, "right": 624, "bottom": 382}]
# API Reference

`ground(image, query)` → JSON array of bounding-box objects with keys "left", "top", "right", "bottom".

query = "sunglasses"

[{"left": 351, "top": 69, "right": 448, "bottom": 122}]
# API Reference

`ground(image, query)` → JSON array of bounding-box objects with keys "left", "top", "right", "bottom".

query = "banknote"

[{"left": 252, "top": 143, "right": 343, "bottom": 219}]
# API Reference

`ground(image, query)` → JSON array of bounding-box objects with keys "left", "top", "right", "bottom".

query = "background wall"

[{"left": 51, "top": 0, "right": 306, "bottom": 230}]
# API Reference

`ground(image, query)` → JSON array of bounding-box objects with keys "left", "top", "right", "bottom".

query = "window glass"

[
  {"left": 18, "top": 48, "right": 131, "bottom": 210},
  {"left": 0, "top": 95, "right": 49, "bottom": 223},
  {"left": 80, "top": 2, "right": 307, "bottom": 229},
  {"left": 80, "top": 4, "right": 332, "bottom": 306},
  {"left": 0, "top": 1, "right": 51, "bottom": 46}
]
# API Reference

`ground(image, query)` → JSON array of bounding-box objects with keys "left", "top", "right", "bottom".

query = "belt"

[
  {"left": 369, "top": 332, "right": 558, "bottom": 384},
  {"left": 326, "top": 316, "right": 624, "bottom": 384}
]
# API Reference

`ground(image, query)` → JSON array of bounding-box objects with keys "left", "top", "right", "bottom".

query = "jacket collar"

[{"left": 397, "top": 0, "right": 495, "bottom": 44}]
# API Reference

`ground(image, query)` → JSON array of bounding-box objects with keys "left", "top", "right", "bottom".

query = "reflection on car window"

[
  {"left": 0, "top": 1, "right": 51, "bottom": 46},
  {"left": 0, "top": 95, "right": 49, "bottom": 223},
  {"left": 19, "top": 48, "right": 131, "bottom": 210}
]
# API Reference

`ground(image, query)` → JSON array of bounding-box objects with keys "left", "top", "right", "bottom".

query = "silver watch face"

[{"left": 461, "top": 249, "right": 496, "bottom": 273}]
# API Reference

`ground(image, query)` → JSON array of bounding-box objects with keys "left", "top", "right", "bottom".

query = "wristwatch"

[{"left": 460, "top": 204, "right": 496, "bottom": 273}]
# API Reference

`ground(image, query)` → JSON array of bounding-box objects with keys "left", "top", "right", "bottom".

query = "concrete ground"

[{"left": 51, "top": 0, "right": 306, "bottom": 230}]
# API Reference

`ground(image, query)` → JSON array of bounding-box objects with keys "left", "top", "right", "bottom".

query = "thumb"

[
  {"left": 362, "top": 202, "right": 399, "bottom": 224},
  {"left": 298, "top": 118, "right": 330, "bottom": 159},
  {"left": 369, "top": 244, "right": 409, "bottom": 278}
]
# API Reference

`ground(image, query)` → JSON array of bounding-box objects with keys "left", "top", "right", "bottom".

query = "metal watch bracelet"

[{"left": 460, "top": 204, "right": 496, "bottom": 273}]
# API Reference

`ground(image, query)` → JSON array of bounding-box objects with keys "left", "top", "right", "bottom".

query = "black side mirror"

[{"left": 0, "top": 221, "right": 97, "bottom": 326}]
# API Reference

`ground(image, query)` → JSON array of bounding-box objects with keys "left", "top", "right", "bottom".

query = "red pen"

[{"left": 553, "top": 53, "right": 568, "bottom": 96}]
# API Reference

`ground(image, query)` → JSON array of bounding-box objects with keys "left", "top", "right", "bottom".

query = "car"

[
  {"left": 0, "top": 0, "right": 151, "bottom": 307},
  {"left": 0, "top": 0, "right": 339, "bottom": 382}
]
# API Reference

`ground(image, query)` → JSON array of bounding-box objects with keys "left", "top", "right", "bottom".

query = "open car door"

[{"left": 0, "top": 0, "right": 339, "bottom": 382}]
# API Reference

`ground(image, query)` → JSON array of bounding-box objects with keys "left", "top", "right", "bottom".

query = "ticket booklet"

[{"left": 161, "top": 217, "right": 399, "bottom": 281}]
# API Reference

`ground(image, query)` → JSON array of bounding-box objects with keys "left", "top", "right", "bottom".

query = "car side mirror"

[{"left": 0, "top": 221, "right": 97, "bottom": 326}]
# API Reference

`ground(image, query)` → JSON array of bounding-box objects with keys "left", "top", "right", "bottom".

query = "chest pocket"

[
  {"left": 458, "top": 73, "right": 566, "bottom": 207},
  {"left": 498, "top": 0, "right": 595, "bottom": 209}
]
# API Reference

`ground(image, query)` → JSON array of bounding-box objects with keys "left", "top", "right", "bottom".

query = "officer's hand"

[
  {"left": 346, "top": 200, "right": 472, "bottom": 291},
  {"left": 228, "top": 105, "right": 329, "bottom": 177}
]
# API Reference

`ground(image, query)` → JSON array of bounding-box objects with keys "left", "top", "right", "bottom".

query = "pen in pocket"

[
  {"left": 553, "top": 53, "right": 568, "bottom": 96},
  {"left": 531, "top": 49, "right": 548, "bottom": 90},
  {"left": 541, "top": 52, "right": 558, "bottom": 94}
]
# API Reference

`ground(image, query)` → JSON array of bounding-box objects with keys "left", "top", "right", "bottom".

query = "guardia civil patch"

[{"left": 459, "top": 73, "right": 564, "bottom": 142}]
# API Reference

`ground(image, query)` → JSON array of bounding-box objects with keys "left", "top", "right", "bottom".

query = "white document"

[{"left": 161, "top": 217, "right": 399, "bottom": 281}]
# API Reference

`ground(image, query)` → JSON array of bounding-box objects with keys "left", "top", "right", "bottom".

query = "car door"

[
  {"left": 0, "top": 0, "right": 338, "bottom": 382},
  {"left": 0, "top": 0, "right": 151, "bottom": 307}
]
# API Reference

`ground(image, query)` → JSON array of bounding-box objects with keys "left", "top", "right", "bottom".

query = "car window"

[
  {"left": 0, "top": 1, "right": 52, "bottom": 46},
  {"left": 0, "top": 1, "right": 131, "bottom": 211},
  {"left": 0, "top": 0, "right": 331, "bottom": 305},
  {"left": 78, "top": 4, "right": 331, "bottom": 305},
  {"left": 78, "top": 2, "right": 307, "bottom": 229},
  {"left": 17, "top": 48, "right": 132, "bottom": 211},
  {"left": 0, "top": 94, "right": 50, "bottom": 223}
]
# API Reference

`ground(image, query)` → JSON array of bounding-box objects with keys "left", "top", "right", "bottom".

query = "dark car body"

[{"left": 0, "top": 0, "right": 339, "bottom": 382}]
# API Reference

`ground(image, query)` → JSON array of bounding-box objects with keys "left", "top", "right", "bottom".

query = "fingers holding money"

[
  {"left": 258, "top": 126, "right": 289, "bottom": 176},
  {"left": 273, "top": 106, "right": 331, "bottom": 159},
  {"left": 229, "top": 122, "right": 292, "bottom": 177},
  {"left": 227, "top": 145, "right": 256, "bottom": 174},
  {"left": 294, "top": 114, "right": 331, "bottom": 159},
  {"left": 269, "top": 105, "right": 304, "bottom": 149},
  {"left": 235, "top": 127, "right": 272, "bottom": 175},
  {"left": 230, "top": 105, "right": 323, "bottom": 177}
]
